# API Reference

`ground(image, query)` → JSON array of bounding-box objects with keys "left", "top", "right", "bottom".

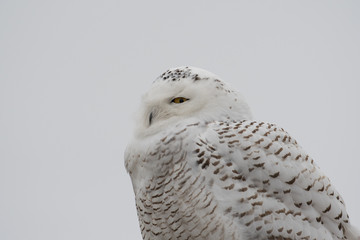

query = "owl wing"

[{"left": 191, "top": 120, "right": 349, "bottom": 240}]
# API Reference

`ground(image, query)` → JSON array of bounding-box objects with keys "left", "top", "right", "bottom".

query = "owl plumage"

[{"left": 125, "top": 67, "right": 359, "bottom": 240}]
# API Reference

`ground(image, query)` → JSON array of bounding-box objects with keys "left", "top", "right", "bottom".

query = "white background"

[{"left": 1, "top": 1, "right": 359, "bottom": 239}]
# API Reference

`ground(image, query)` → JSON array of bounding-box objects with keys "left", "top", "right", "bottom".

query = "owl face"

[{"left": 135, "top": 67, "right": 252, "bottom": 138}]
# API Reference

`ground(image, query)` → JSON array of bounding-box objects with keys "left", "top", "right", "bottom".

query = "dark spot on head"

[{"left": 194, "top": 76, "right": 201, "bottom": 81}]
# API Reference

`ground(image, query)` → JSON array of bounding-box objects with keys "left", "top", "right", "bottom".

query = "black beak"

[{"left": 149, "top": 112, "right": 153, "bottom": 126}]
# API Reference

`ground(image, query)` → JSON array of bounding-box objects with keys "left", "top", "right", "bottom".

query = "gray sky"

[{"left": 0, "top": 1, "right": 359, "bottom": 239}]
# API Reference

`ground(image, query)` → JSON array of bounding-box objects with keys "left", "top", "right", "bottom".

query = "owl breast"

[{"left": 129, "top": 122, "right": 244, "bottom": 240}]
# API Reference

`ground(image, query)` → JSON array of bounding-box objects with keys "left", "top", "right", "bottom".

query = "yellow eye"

[{"left": 171, "top": 97, "right": 189, "bottom": 104}]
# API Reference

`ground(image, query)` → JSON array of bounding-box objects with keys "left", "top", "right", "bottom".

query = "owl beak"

[{"left": 149, "top": 112, "right": 153, "bottom": 126}]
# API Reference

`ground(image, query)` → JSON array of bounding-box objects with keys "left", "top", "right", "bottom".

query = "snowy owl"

[{"left": 125, "top": 67, "right": 359, "bottom": 240}]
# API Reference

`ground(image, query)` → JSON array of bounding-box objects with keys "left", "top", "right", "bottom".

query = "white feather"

[{"left": 125, "top": 67, "right": 357, "bottom": 240}]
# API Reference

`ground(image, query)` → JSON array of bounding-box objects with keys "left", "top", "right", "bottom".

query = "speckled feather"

[{"left": 125, "top": 67, "right": 358, "bottom": 240}]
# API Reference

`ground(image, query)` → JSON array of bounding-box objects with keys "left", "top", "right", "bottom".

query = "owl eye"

[{"left": 171, "top": 97, "right": 189, "bottom": 104}]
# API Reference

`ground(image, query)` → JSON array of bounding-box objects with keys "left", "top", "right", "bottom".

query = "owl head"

[{"left": 135, "top": 66, "right": 252, "bottom": 137}]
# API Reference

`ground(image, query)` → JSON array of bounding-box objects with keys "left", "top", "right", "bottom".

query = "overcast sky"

[{"left": 0, "top": 1, "right": 359, "bottom": 239}]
